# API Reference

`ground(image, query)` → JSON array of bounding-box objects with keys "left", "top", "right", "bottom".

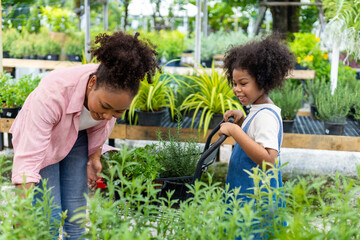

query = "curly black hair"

[
  {"left": 90, "top": 31, "right": 159, "bottom": 95},
  {"left": 223, "top": 34, "right": 295, "bottom": 93}
]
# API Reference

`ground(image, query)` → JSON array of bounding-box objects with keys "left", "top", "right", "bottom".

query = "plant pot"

[
  {"left": 208, "top": 113, "right": 223, "bottom": 129},
  {"left": 166, "top": 59, "right": 181, "bottom": 67},
  {"left": 0, "top": 107, "right": 21, "bottom": 118},
  {"left": 169, "top": 108, "right": 183, "bottom": 123},
  {"left": 295, "top": 63, "right": 309, "bottom": 70},
  {"left": 137, "top": 109, "right": 167, "bottom": 126},
  {"left": 67, "top": 54, "right": 81, "bottom": 62},
  {"left": 46, "top": 54, "right": 59, "bottom": 61},
  {"left": 283, "top": 119, "right": 295, "bottom": 133},
  {"left": 37, "top": 55, "right": 47, "bottom": 60},
  {"left": 310, "top": 104, "right": 319, "bottom": 120},
  {"left": 201, "top": 59, "right": 212, "bottom": 68},
  {"left": 324, "top": 122, "right": 346, "bottom": 135},
  {"left": 3, "top": 51, "right": 10, "bottom": 58},
  {"left": 347, "top": 107, "right": 356, "bottom": 121}
]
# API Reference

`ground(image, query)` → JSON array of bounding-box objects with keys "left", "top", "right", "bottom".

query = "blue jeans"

[{"left": 34, "top": 130, "right": 88, "bottom": 240}]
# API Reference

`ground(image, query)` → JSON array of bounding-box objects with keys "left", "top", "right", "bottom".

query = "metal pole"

[
  {"left": 84, "top": 0, "right": 91, "bottom": 62},
  {"left": 202, "top": 0, "right": 207, "bottom": 37},
  {"left": 103, "top": 0, "right": 108, "bottom": 31},
  {"left": 0, "top": 0, "right": 3, "bottom": 72},
  {"left": 194, "top": 0, "right": 201, "bottom": 67}
]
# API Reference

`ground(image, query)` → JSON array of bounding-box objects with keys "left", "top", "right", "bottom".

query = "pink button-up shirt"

[{"left": 10, "top": 64, "right": 116, "bottom": 184}]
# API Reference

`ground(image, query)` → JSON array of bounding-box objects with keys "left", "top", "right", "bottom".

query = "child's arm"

[{"left": 219, "top": 122, "right": 278, "bottom": 166}]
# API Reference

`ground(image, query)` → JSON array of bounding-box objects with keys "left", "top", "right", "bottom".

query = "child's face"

[
  {"left": 232, "top": 68, "right": 266, "bottom": 106},
  {"left": 86, "top": 77, "right": 134, "bottom": 121}
]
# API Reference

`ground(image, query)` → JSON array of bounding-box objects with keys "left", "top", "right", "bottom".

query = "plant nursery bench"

[{"left": 0, "top": 118, "right": 359, "bottom": 152}]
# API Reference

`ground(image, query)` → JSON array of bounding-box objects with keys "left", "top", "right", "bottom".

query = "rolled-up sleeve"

[{"left": 11, "top": 91, "right": 61, "bottom": 184}]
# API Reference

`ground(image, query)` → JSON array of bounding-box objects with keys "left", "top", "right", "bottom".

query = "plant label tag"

[{"left": 6, "top": 112, "right": 12, "bottom": 117}]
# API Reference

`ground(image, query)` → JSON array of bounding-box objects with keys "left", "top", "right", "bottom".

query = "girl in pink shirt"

[{"left": 10, "top": 31, "right": 159, "bottom": 239}]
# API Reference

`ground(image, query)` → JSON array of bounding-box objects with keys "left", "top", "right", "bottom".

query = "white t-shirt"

[
  {"left": 79, "top": 106, "right": 101, "bottom": 130},
  {"left": 241, "top": 104, "right": 282, "bottom": 151}
]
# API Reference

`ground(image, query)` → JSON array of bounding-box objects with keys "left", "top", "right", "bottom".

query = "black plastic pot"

[
  {"left": 46, "top": 54, "right": 59, "bottom": 61},
  {"left": 3, "top": 51, "right": 10, "bottom": 58},
  {"left": 324, "top": 122, "right": 346, "bottom": 135},
  {"left": 283, "top": 119, "right": 295, "bottom": 133},
  {"left": 201, "top": 59, "right": 212, "bottom": 68},
  {"left": 208, "top": 113, "right": 223, "bottom": 129},
  {"left": 0, "top": 107, "right": 21, "bottom": 118},
  {"left": 67, "top": 54, "right": 81, "bottom": 62},
  {"left": 310, "top": 104, "right": 319, "bottom": 120},
  {"left": 137, "top": 109, "right": 167, "bottom": 126},
  {"left": 37, "top": 55, "right": 47, "bottom": 60}
]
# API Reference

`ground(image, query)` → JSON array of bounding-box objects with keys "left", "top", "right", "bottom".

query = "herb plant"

[
  {"left": 270, "top": 80, "right": 303, "bottom": 120},
  {"left": 156, "top": 126, "right": 202, "bottom": 178}
]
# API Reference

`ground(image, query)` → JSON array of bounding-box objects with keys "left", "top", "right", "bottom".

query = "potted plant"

[
  {"left": 0, "top": 73, "right": 41, "bottom": 118},
  {"left": 43, "top": 38, "right": 62, "bottom": 60},
  {"left": 2, "top": 28, "right": 20, "bottom": 58},
  {"left": 179, "top": 64, "right": 245, "bottom": 136},
  {"left": 306, "top": 78, "right": 329, "bottom": 120},
  {"left": 128, "top": 70, "right": 176, "bottom": 126},
  {"left": 64, "top": 39, "right": 83, "bottom": 62},
  {"left": 316, "top": 85, "right": 351, "bottom": 135},
  {"left": 270, "top": 80, "right": 303, "bottom": 133}
]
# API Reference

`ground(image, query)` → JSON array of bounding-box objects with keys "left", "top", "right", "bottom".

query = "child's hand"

[
  {"left": 224, "top": 110, "right": 245, "bottom": 126},
  {"left": 218, "top": 122, "right": 235, "bottom": 137}
]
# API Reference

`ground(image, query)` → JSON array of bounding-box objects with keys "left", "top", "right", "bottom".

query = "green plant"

[
  {"left": 0, "top": 73, "right": 41, "bottom": 108},
  {"left": 2, "top": 28, "right": 20, "bottom": 53},
  {"left": 316, "top": 85, "right": 352, "bottom": 123},
  {"left": 156, "top": 125, "right": 202, "bottom": 178},
  {"left": 142, "top": 30, "right": 186, "bottom": 61},
  {"left": 270, "top": 80, "right": 303, "bottom": 120},
  {"left": 43, "top": 38, "right": 62, "bottom": 55},
  {"left": 179, "top": 64, "right": 245, "bottom": 136},
  {"left": 0, "top": 155, "right": 13, "bottom": 183},
  {"left": 9, "top": 39, "right": 33, "bottom": 58},
  {"left": 129, "top": 70, "right": 176, "bottom": 124},
  {"left": 305, "top": 78, "right": 329, "bottom": 106},
  {"left": 101, "top": 144, "right": 163, "bottom": 182},
  {"left": 64, "top": 39, "right": 83, "bottom": 56}
]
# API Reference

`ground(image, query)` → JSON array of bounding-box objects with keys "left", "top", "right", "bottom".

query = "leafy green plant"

[
  {"left": 9, "top": 39, "right": 33, "bottom": 58},
  {"left": 306, "top": 78, "right": 329, "bottom": 106},
  {"left": 43, "top": 38, "right": 62, "bottom": 55},
  {"left": 316, "top": 85, "right": 352, "bottom": 123},
  {"left": 156, "top": 126, "right": 202, "bottom": 178},
  {"left": 0, "top": 73, "right": 41, "bottom": 108},
  {"left": 128, "top": 70, "right": 176, "bottom": 124},
  {"left": 179, "top": 64, "right": 245, "bottom": 136},
  {"left": 2, "top": 28, "right": 20, "bottom": 53},
  {"left": 101, "top": 144, "right": 163, "bottom": 182},
  {"left": 270, "top": 80, "right": 303, "bottom": 120},
  {"left": 64, "top": 39, "right": 83, "bottom": 56},
  {"left": 0, "top": 181, "right": 67, "bottom": 239},
  {"left": 0, "top": 155, "right": 13, "bottom": 183}
]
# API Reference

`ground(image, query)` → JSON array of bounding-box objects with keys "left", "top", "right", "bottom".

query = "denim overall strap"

[
  {"left": 242, "top": 107, "right": 283, "bottom": 152},
  {"left": 225, "top": 107, "right": 283, "bottom": 203}
]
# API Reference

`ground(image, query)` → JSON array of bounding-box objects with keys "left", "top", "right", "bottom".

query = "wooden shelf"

[
  {"left": 2, "top": 58, "right": 82, "bottom": 70},
  {"left": 1, "top": 118, "right": 359, "bottom": 152},
  {"left": 2, "top": 58, "right": 315, "bottom": 80}
]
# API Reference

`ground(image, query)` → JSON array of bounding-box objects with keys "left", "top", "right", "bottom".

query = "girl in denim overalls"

[{"left": 218, "top": 34, "right": 294, "bottom": 239}]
